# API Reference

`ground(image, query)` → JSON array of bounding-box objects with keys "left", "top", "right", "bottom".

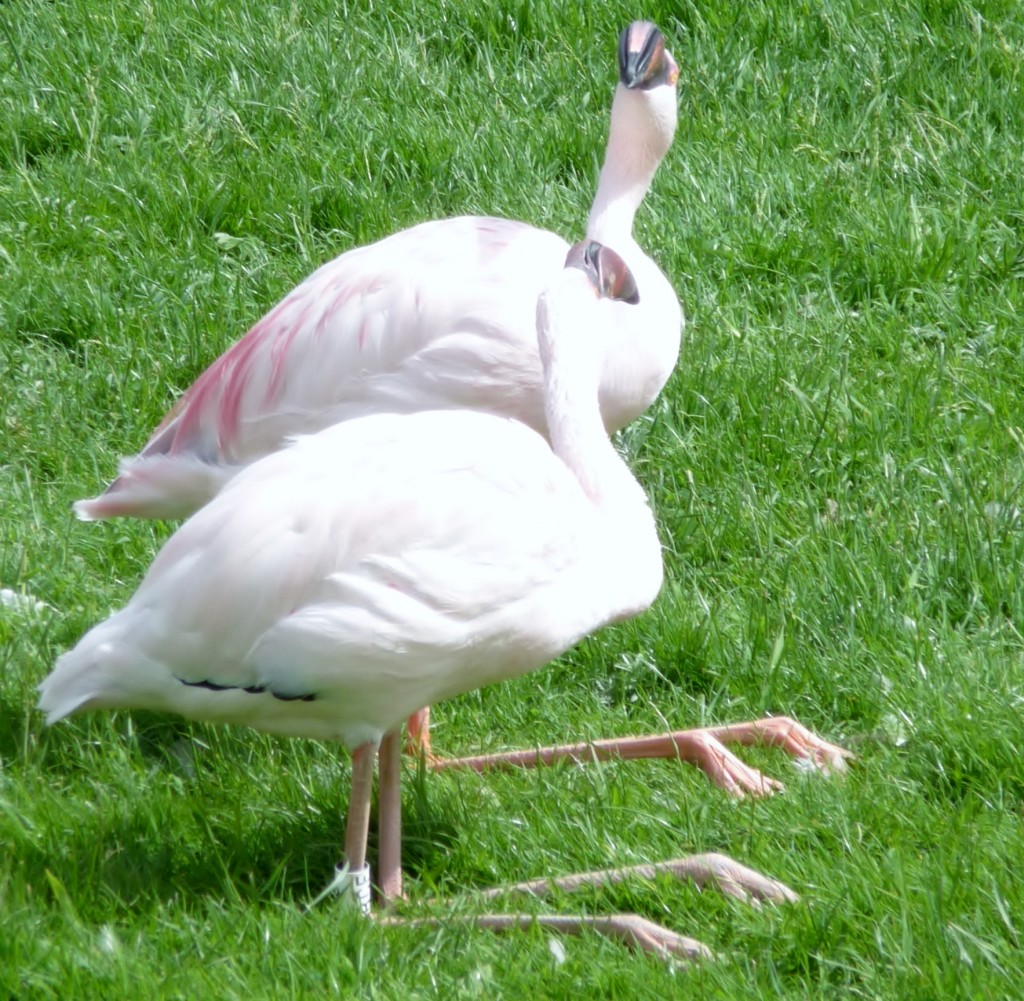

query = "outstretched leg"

[
  {"left": 420, "top": 715, "right": 851, "bottom": 797},
  {"left": 378, "top": 852, "right": 797, "bottom": 961},
  {"left": 378, "top": 910, "right": 715, "bottom": 962},
  {"left": 328, "top": 732, "right": 797, "bottom": 962},
  {"left": 475, "top": 852, "right": 797, "bottom": 906}
]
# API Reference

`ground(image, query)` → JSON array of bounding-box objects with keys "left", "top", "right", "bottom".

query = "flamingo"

[
  {"left": 74, "top": 21, "right": 682, "bottom": 523},
  {"left": 40, "top": 243, "right": 793, "bottom": 959},
  {"left": 75, "top": 20, "right": 848, "bottom": 791}
]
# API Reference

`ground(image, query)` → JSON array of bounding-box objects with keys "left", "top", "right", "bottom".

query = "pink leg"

[
  {"left": 344, "top": 742, "right": 377, "bottom": 870},
  {"left": 311, "top": 741, "right": 378, "bottom": 914},
  {"left": 378, "top": 911, "right": 715, "bottom": 962},
  {"left": 426, "top": 716, "right": 851, "bottom": 797},
  {"left": 377, "top": 729, "right": 403, "bottom": 904},
  {"left": 475, "top": 913, "right": 713, "bottom": 960},
  {"left": 405, "top": 707, "right": 431, "bottom": 759},
  {"left": 475, "top": 852, "right": 798, "bottom": 907},
  {"left": 376, "top": 853, "right": 797, "bottom": 961}
]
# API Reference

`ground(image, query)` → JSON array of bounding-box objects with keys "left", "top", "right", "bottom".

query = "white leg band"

[{"left": 347, "top": 862, "right": 373, "bottom": 916}]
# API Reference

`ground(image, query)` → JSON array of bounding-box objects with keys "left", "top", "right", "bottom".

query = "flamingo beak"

[
  {"left": 618, "top": 21, "right": 677, "bottom": 91},
  {"left": 565, "top": 241, "right": 640, "bottom": 306}
]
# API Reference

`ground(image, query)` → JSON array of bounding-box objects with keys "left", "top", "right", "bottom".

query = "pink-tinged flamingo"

[
  {"left": 76, "top": 21, "right": 848, "bottom": 793},
  {"left": 75, "top": 22, "right": 683, "bottom": 524},
  {"left": 41, "top": 244, "right": 794, "bottom": 960}
]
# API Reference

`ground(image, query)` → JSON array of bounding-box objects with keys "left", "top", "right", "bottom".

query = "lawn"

[{"left": 2, "top": 0, "right": 1023, "bottom": 997}]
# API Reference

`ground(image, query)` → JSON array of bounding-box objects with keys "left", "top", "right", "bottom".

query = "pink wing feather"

[{"left": 78, "top": 216, "right": 569, "bottom": 520}]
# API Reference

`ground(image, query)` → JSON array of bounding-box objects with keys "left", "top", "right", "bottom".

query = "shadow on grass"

[{"left": 15, "top": 711, "right": 463, "bottom": 924}]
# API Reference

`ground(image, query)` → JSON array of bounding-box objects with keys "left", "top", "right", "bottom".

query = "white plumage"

[
  {"left": 40, "top": 243, "right": 848, "bottom": 955},
  {"left": 75, "top": 21, "right": 681, "bottom": 521},
  {"left": 40, "top": 243, "right": 661, "bottom": 755}
]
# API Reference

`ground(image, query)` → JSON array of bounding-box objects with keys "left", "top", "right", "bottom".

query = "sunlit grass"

[{"left": 3, "top": 0, "right": 1024, "bottom": 997}]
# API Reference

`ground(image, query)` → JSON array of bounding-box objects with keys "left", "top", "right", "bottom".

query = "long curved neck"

[
  {"left": 538, "top": 274, "right": 663, "bottom": 616},
  {"left": 538, "top": 280, "right": 654, "bottom": 524},
  {"left": 586, "top": 86, "right": 664, "bottom": 246}
]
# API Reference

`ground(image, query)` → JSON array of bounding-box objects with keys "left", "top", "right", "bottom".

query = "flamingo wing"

[
  {"left": 77, "top": 218, "right": 568, "bottom": 520},
  {"left": 47, "top": 411, "right": 601, "bottom": 743}
]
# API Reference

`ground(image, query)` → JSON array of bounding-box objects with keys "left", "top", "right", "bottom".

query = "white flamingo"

[
  {"left": 75, "top": 21, "right": 682, "bottom": 523},
  {"left": 75, "top": 21, "right": 848, "bottom": 791},
  {"left": 41, "top": 243, "right": 794, "bottom": 959}
]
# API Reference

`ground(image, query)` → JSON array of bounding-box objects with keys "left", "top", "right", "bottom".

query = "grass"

[{"left": 2, "top": 0, "right": 1024, "bottom": 996}]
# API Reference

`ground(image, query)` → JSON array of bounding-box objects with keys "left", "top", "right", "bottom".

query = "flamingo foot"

[{"left": 703, "top": 716, "right": 853, "bottom": 776}]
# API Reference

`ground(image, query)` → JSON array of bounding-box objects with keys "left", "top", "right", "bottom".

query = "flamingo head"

[
  {"left": 565, "top": 241, "right": 640, "bottom": 306},
  {"left": 603, "top": 22, "right": 678, "bottom": 178},
  {"left": 537, "top": 241, "right": 639, "bottom": 376},
  {"left": 618, "top": 21, "right": 679, "bottom": 91}
]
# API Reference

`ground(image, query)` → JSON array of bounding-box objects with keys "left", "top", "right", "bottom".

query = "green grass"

[{"left": 3, "top": 0, "right": 1024, "bottom": 996}]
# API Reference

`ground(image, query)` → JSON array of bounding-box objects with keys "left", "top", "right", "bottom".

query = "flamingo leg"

[
  {"left": 472, "top": 912, "right": 715, "bottom": 961},
  {"left": 474, "top": 852, "right": 798, "bottom": 907},
  {"left": 404, "top": 707, "right": 431, "bottom": 759},
  {"left": 378, "top": 911, "right": 715, "bottom": 962},
  {"left": 376, "top": 728, "right": 404, "bottom": 904},
  {"left": 341, "top": 731, "right": 796, "bottom": 961},
  {"left": 377, "top": 852, "right": 797, "bottom": 962},
  {"left": 344, "top": 742, "right": 377, "bottom": 869},
  {"left": 418, "top": 716, "right": 851, "bottom": 798},
  {"left": 326, "top": 740, "right": 377, "bottom": 914}
]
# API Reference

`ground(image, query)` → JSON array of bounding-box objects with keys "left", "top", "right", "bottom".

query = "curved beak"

[
  {"left": 618, "top": 21, "right": 679, "bottom": 90},
  {"left": 565, "top": 241, "right": 640, "bottom": 306}
]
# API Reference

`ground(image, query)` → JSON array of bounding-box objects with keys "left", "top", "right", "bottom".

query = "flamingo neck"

[
  {"left": 586, "top": 86, "right": 668, "bottom": 247},
  {"left": 537, "top": 278, "right": 652, "bottom": 523}
]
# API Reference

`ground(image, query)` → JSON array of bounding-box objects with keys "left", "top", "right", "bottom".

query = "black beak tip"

[{"left": 617, "top": 21, "right": 665, "bottom": 90}]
